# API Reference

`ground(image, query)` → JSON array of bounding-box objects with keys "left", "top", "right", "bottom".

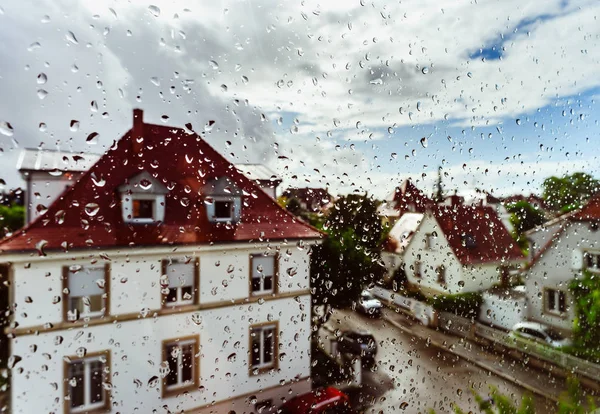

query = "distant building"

[
  {"left": 234, "top": 163, "right": 282, "bottom": 199},
  {"left": 524, "top": 194, "right": 600, "bottom": 334},
  {"left": 402, "top": 205, "right": 524, "bottom": 296},
  {"left": 378, "top": 180, "right": 434, "bottom": 225},
  {"left": 282, "top": 187, "right": 333, "bottom": 212},
  {"left": 17, "top": 148, "right": 101, "bottom": 224},
  {"left": 1, "top": 109, "right": 322, "bottom": 413}
]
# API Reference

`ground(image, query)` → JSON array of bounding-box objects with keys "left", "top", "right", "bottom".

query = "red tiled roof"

[
  {"left": 0, "top": 110, "right": 322, "bottom": 253},
  {"left": 392, "top": 180, "right": 434, "bottom": 213},
  {"left": 569, "top": 193, "right": 600, "bottom": 221},
  {"left": 432, "top": 205, "right": 524, "bottom": 265}
]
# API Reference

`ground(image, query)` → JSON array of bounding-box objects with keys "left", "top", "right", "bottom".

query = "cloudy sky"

[{"left": 0, "top": 0, "right": 599, "bottom": 199}]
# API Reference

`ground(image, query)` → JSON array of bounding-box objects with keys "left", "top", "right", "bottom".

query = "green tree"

[
  {"left": 569, "top": 270, "right": 600, "bottom": 360},
  {"left": 0, "top": 203, "right": 24, "bottom": 237},
  {"left": 506, "top": 200, "right": 545, "bottom": 252},
  {"left": 542, "top": 173, "right": 599, "bottom": 211},
  {"left": 311, "top": 194, "right": 384, "bottom": 311}
]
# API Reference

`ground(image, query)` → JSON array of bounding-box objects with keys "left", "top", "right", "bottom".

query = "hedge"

[{"left": 427, "top": 292, "right": 483, "bottom": 318}]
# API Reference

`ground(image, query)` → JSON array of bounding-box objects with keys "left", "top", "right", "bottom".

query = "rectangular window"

[
  {"left": 162, "top": 258, "right": 198, "bottom": 307},
  {"left": 584, "top": 252, "right": 600, "bottom": 272},
  {"left": 424, "top": 233, "right": 433, "bottom": 250},
  {"left": 162, "top": 336, "right": 199, "bottom": 396},
  {"left": 250, "top": 254, "right": 277, "bottom": 295},
  {"left": 65, "top": 353, "right": 110, "bottom": 413},
  {"left": 214, "top": 200, "right": 232, "bottom": 219},
  {"left": 64, "top": 265, "right": 109, "bottom": 322},
  {"left": 546, "top": 289, "right": 567, "bottom": 315},
  {"left": 249, "top": 323, "right": 278, "bottom": 374},
  {"left": 133, "top": 198, "right": 155, "bottom": 219},
  {"left": 413, "top": 261, "right": 422, "bottom": 279},
  {"left": 436, "top": 265, "right": 446, "bottom": 284}
]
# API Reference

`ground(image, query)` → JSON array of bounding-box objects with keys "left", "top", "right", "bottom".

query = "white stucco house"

[
  {"left": 0, "top": 109, "right": 322, "bottom": 413},
  {"left": 402, "top": 205, "right": 524, "bottom": 297},
  {"left": 524, "top": 195, "right": 600, "bottom": 334},
  {"left": 381, "top": 213, "right": 423, "bottom": 281}
]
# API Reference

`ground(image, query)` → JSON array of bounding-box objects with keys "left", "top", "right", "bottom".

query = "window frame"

[
  {"left": 161, "top": 335, "right": 200, "bottom": 398},
  {"left": 544, "top": 288, "right": 567, "bottom": 316},
  {"left": 413, "top": 261, "right": 422, "bottom": 279},
  {"left": 249, "top": 321, "right": 279, "bottom": 375},
  {"left": 436, "top": 265, "right": 446, "bottom": 285},
  {"left": 249, "top": 253, "right": 279, "bottom": 297},
  {"left": 583, "top": 251, "right": 600, "bottom": 273},
  {"left": 424, "top": 233, "right": 433, "bottom": 250},
  {"left": 63, "top": 350, "right": 111, "bottom": 414},
  {"left": 161, "top": 257, "right": 200, "bottom": 309},
  {"left": 62, "top": 264, "right": 110, "bottom": 323},
  {"left": 214, "top": 199, "right": 233, "bottom": 221}
]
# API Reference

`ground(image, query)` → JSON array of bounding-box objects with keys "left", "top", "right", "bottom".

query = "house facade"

[
  {"left": 0, "top": 109, "right": 322, "bottom": 413},
  {"left": 402, "top": 205, "right": 524, "bottom": 296},
  {"left": 377, "top": 179, "right": 434, "bottom": 225},
  {"left": 524, "top": 195, "right": 600, "bottom": 334}
]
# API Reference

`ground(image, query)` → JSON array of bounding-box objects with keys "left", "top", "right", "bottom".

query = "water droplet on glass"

[
  {"left": 421, "top": 66, "right": 429, "bottom": 74},
  {"left": 37, "top": 73, "right": 47, "bottom": 84},
  {"left": 27, "top": 42, "right": 41, "bottom": 52},
  {"left": 65, "top": 31, "right": 78, "bottom": 45},
  {"left": 35, "top": 240, "right": 48, "bottom": 257},
  {"left": 516, "top": 118, "right": 521, "bottom": 125},
  {"left": 84, "top": 203, "right": 100, "bottom": 217},
  {"left": 420, "top": 137, "right": 428, "bottom": 148},
  {"left": 90, "top": 100, "right": 98, "bottom": 112},
  {"left": 86, "top": 132, "right": 99, "bottom": 144},
  {"left": 148, "top": 5, "right": 161, "bottom": 17},
  {"left": 150, "top": 77, "right": 160, "bottom": 86},
  {"left": 37, "top": 89, "right": 48, "bottom": 99},
  {"left": 0, "top": 121, "right": 14, "bottom": 137},
  {"left": 209, "top": 60, "right": 219, "bottom": 70},
  {"left": 54, "top": 209, "right": 65, "bottom": 225},
  {"left": 70, "top": 120, "right": 80, "bottom": 131},
  {"left": 161, "top": 115, "right": 169, "bottom": 123},
  {"left": 204, "top": 120, "right": 215, "bottom": 132}
]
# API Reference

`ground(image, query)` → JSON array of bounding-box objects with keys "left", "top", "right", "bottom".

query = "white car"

[
  {"left": 356, "top": 290, "right": 383, "bottom": 317},
  {"left": 509, "top": 321, "right": 572, "bottom": 348}
]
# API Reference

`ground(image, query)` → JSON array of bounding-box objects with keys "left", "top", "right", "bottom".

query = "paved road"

[{"left": 326, "top": 309, "right": 559, "bottom": 413}]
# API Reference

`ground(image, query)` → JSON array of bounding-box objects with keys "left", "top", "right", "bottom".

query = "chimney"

[{"left": 132, "top": 108, "right": 144, "bottom": 153}]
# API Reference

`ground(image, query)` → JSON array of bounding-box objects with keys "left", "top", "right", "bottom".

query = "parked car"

[
  {"left": 337, "top": 329, "right": 378, "bottom": 368},
  {"left": 356, "top": 290, "right": 383, "bottom": 317},
  {"left": 278, "top": 387, "right": 353, "bottom": 414},
  {"left": 509, "top": 321, "right": 572, "bottom": 348}
]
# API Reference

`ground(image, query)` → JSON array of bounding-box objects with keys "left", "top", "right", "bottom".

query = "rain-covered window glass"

[
  {"left": 64, "top": 265, "right": 108, "bottom": 321},
  {"left": 162, "top": 259, "right": 197, "bottom": 307},
  {"left": 163, "top": 338, "right": 198, "bottom": 393},
  {"left": 545, "top": 289, "right": 567, "bottom": 315},
  {"left": 66, "top": 355, "right": 108, "bottom": 413},
  {"left": 584, "top": 252, "right": 600, "bottom": 271},
  {"left": 132, "top": 198, "right": 154, "bottom": 219},
  {"left": 250, "top": 254, "right": 276, "bottom": 295},
  {"left": 250, "top": 324, "right": 276, "bottom": 371}
]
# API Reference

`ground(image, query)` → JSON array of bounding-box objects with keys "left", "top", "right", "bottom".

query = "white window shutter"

[
  {"left": 205, "top": 202, "right": 215, "bottom": 220},
  {"left": 233, "top": 198, "right": 242, "bottom": 222},
  {"left": 572, "top": 249, "right": 583, "bottom": 270}
]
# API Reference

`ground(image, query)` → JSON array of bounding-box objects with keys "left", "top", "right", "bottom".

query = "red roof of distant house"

[
  {"left": 392, "top": 180, "right": 434, "bottom": 213},
  {"left": 0, "top": 110, "right": 322, "bottom": 253},
  {"left": 432, "top": 205, "right": 524, "bottom": 265},
  {"left": 569, "top": 193, "right": 600, "bottom": 221}
]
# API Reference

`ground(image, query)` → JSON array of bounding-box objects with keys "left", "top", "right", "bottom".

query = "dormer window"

[
  {"left": 205, "top": 177, "right": 242, "bottom": 223},
  {"left": 119, "top": 171, "right": 168, "bottom": 224}
]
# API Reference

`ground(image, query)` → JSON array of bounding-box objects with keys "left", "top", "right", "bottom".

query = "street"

[{"left": 325, "top": 308, "right": 560, "bottom": 413}]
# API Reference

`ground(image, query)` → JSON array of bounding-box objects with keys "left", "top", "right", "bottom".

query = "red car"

[{"left": 278, "top": 387, "right": 353, "bottom": 414}]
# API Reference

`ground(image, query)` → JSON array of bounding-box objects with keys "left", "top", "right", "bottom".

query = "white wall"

[
  {"left": 11, "top": 295, "right": 311, "bottom": 413},
  {"left": 13, "top": 245, "right": 311, "bottom": 329},
  {"left": 8, "top": 242, "right": 313, "bottom": 413},
  {"left": 25, "top": 172, "right": 82, "bottom": 224},
  {"left": 525, "top": 222, "right": 600, "bottom": 332},
  {"left": 403, "top": 214, "right": 465, "bottom": 295},
  {"left": 402, "top": 215, "right": 502, "bottom": 295}
]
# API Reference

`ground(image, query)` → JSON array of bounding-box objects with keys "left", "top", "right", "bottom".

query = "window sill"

[
  {"left": 69, "top": 402, "right": 110, "bottom": 414},
  {"left": 249, "top": 364, "right": 277, "bottom": 377},
  {"left": 543, "top": 310, "right": 568, "bottom": 319},
  {"left": 250, "top": 291, "right": 276, "bottom": 299},
  {"left": 159, "top": 304, "right": 199, "bottom": 315},
  {"left": 162, "top": 382, "right": 198, "bottom": 399}
]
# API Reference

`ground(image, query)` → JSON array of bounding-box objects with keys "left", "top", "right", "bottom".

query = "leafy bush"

[
  {"left": 427, "top": 292, "right": 482, "bottom": 318},
  {"left": 569, "top": 270, "right": 600, "bottom": 351}
]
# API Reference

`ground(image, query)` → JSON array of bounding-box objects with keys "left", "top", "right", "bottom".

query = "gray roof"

[
  {"left": 17, "top": 148, "right": 101, "bottom": 173},
  {"left": 234, "top": 163, "right": 281, "bottom": 183}
]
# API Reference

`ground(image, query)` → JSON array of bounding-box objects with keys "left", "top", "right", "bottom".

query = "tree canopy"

[
  {"left": 542, "top": 172, "right": 599, "bottom": 211},
  {"left": 311, "top": 194, "right": 385, "bottom": 310},
  {"left": 0, "top": 203, "right": 24, "bottom": 238}
]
